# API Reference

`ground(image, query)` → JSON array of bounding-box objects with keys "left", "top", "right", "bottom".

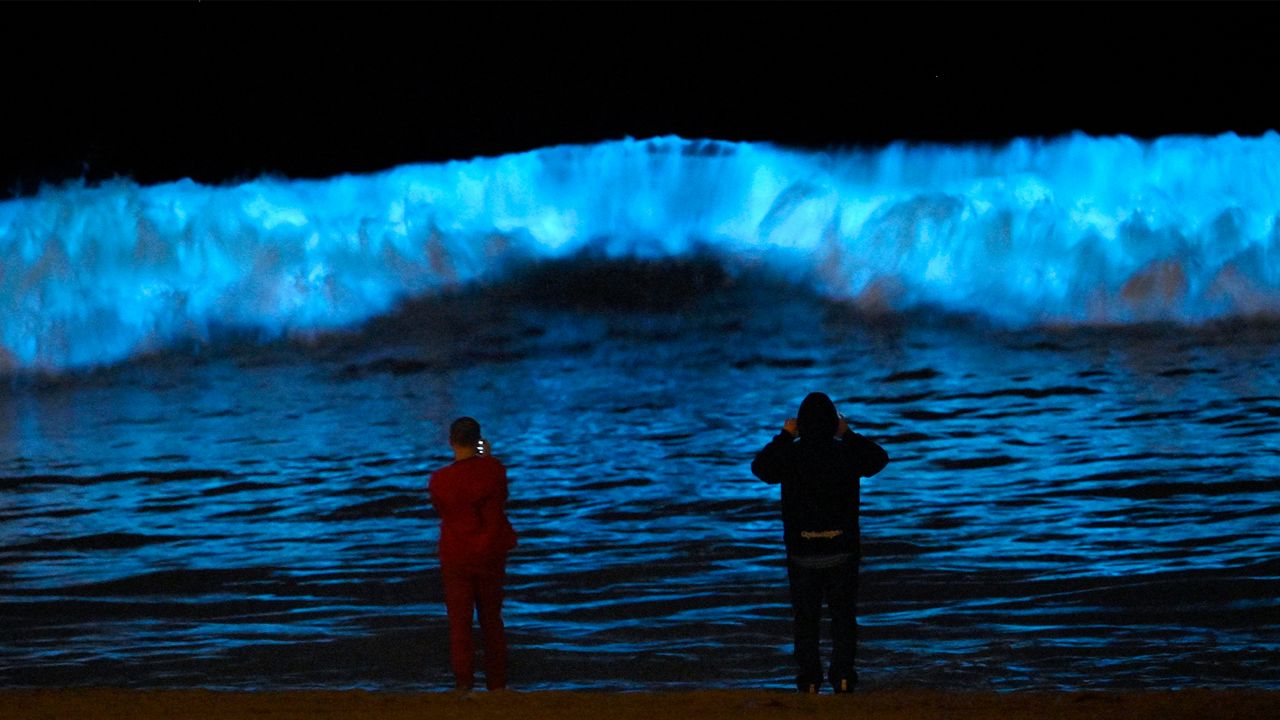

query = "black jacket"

[{"left": 751, "top": 430, "right": 889, "bottom": 558}]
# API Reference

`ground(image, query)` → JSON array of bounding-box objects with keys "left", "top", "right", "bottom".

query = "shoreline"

[{"left": 4, "top": 688, "right": 1279, "bottom": 720}]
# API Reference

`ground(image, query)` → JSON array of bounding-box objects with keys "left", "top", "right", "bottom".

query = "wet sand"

[{"left": 3, "top": 688, "right": 1278, "bottom": 720}]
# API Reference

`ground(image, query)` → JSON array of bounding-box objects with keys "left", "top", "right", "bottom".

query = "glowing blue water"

[
  {"left": 2, "top": 133, "right": 1280, "bottom": 692},
  {"left": 2, "top": 292, "right": 1278, "bottom": 691},
  {"left": 4, "top": 133, "right": 1280, "bottom": 373}
]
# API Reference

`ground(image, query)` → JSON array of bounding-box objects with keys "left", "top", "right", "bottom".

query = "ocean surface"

[{"left": 2, "top": 134, "right": 1279, "bottom": 692}]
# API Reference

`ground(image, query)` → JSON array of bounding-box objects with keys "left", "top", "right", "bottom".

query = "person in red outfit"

[{"left": 428, "top": 416, "right": 518, "bottom": 691}]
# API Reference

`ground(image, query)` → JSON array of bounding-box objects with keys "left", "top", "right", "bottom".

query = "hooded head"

[{"left": 796, "top": 392, "right": 838, "bottom": 439}]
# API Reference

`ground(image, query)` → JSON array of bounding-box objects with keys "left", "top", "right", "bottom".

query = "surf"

[{"left": 3, "top": 132, "right": 1280, "bottom": 373}]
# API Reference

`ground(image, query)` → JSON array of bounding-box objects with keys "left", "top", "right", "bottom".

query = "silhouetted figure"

[
  {"left": 751, "top": 392, "right": 889, "bottom": 694},
  {"left": 428, "top": 417, "right": 518, "bottom": 691}
]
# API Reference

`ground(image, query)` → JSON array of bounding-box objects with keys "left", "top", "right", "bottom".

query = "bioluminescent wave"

[{"left": 3, "top": 132, "right": 1280, "bottom": 372}]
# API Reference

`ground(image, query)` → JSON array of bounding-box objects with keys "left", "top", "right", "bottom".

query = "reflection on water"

[{"left": 2, "top": 283, "right": 1279, "bottom": 691}]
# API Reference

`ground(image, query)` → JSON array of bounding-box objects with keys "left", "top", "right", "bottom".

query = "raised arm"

[
  {"left": 839, "top": 431, "right": 889, "bottom": 478},
  {"left": 751, "top": 420, "right": 797, "bottom": 485},
  {"left": 475, "top": 463, "right": 510, "bottom": 525}
]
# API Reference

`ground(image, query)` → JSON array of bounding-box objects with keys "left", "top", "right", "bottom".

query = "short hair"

[{"left": 449, "top": 417, "right": 482, "bottom": 447}]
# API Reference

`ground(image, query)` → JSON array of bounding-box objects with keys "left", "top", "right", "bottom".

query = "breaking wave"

[{"left": 3, "top": 131, "right": 1280, "bottom": 372}]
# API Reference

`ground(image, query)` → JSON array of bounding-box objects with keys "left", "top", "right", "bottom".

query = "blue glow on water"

[
  {"left": 3, "top": 317, "right": 1278, "bottom": 691},
  {"left": 4, "top": 132, "right": 1280, "bottom": 373},
  {"left": 3, "top": 132, "right": 1280, "bottom": 691}
]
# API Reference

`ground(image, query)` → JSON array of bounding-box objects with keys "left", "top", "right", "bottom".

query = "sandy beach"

[{"left": 3, "top": 688, "right": 1279, "bottom": 720}]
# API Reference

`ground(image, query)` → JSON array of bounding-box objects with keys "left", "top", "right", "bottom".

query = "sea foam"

[{"left": 3, "top": 132, "right": 1280, "bottom": 372}]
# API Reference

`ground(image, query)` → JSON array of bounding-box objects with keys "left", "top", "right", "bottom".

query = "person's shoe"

[{"left": 796, "top": 671, "right": 823, "bottom": 694}]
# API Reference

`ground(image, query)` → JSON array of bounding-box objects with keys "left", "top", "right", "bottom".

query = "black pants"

[{"left": 787, "top": 556, "right": 858, "bottom": 690}]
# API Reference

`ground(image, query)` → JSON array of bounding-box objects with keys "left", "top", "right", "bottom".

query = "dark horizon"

[{"left": 3, "top": 2, "right": 1277, "bottom": 194}]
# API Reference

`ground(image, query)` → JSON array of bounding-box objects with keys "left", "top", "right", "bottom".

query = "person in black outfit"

[{"left": 751, "top": 391, "right": 889, "bottom": 694}]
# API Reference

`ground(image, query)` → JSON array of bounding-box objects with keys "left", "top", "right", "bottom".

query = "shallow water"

[{"left": 2, "top": 279, "right": 1279, "bottom": 692}]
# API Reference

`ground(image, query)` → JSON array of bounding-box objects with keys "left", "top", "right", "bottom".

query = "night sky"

[{"left": 3, "top": 2, "right": 1277, "bottom": 195}]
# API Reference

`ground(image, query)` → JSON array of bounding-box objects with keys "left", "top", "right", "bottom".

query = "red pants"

[{"left": 441, "top": 560, "right": 508, "bottom": 690}]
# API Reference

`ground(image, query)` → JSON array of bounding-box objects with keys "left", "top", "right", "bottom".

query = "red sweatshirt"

[{"left": 428, "top": 455, "right": 517, "bottom": 567}]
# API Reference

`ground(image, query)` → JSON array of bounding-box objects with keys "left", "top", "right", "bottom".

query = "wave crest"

[{"left": 3, "top": 132, "right": 1280, "bottom": 372}]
